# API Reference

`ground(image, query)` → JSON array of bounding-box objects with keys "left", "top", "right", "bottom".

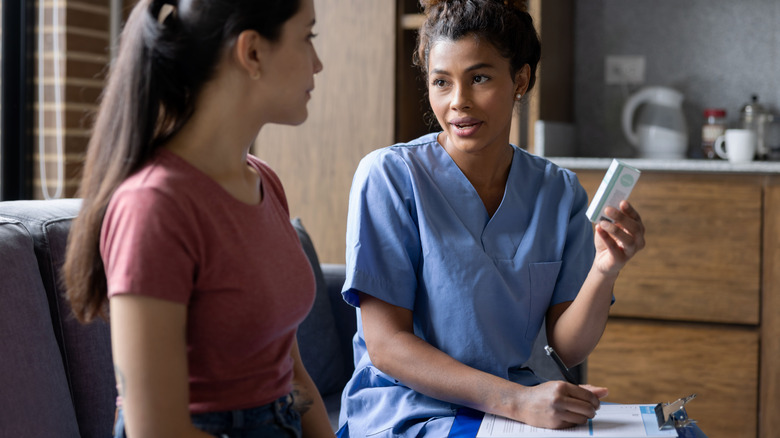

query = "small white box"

[
  {"left": 534, "top": 120, "right": 575, "bottom": 157},
  {"left": 586, "top": 159, "right": 640, "bottom": 223}
]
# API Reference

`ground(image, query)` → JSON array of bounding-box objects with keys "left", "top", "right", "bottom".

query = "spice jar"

[{"left": 701, "top": 108, "right": 726, "bottom": 159}]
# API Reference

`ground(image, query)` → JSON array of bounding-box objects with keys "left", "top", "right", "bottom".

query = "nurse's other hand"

[
  {"left": 514, "top": 380, "right": 603, "bottom": 429},
  {"left": 593, "top": 200, "right": 645, "bottom": 276}
]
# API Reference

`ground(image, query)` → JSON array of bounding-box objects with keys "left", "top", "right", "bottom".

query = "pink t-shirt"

[{"left": 101, "top": 150, "right": 315, "bottom": 413}]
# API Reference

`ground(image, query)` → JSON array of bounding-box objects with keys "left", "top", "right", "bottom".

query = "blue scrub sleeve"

[
  {"left": 342, "top": 150, "right": 422, "bottom": 310},
  {"left": 549, "top": 172, "right": 596, "bottom": 305}
]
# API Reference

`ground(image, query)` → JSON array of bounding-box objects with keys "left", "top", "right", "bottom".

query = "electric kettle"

[{"left": 621, "top": 86, "right": 688, "bottom": 159}]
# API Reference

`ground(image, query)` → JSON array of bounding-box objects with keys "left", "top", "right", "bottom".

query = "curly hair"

[{"left": 415, "top": 0, "right": 541, "bottom": 92}]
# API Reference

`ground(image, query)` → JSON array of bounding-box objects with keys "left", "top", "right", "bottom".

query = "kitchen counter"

[{"left": 548, "top": 157, "right": 780, "bottom": 174}]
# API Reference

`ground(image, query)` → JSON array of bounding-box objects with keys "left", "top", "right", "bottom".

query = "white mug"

[{"left": 714, "top": 129, "right": 756, "bottom": 163}]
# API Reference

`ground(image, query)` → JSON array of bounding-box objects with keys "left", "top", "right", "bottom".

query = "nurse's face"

[{"left": 427, "top": 35, "right": 527, "bottom": 156}]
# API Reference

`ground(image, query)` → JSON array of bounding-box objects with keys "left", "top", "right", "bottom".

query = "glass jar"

[
  {"left": 739, "top": 95, "right": 770, "bottom": 160},
  {"left": 701, "top": 108, "right": 727, "bottom": 159}
]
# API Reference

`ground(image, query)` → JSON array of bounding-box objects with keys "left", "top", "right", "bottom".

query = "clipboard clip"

[{"left": 655, "top": 393, "right": 697, "bottom": 430}]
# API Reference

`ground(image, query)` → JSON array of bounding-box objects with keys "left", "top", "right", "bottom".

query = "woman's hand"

[
  {"left": 593, "top": 200, "right": 646, "bottom": 276},
  {"left": 512, "top": 381, "right": 608, "bottom": 429},
  {"left": 290, "top": 338, "right": 336, "bottom": 438}
]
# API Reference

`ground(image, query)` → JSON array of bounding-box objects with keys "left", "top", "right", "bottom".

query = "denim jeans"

[{"left": 114, "top": 393, "right": 302, "bottom": 438}]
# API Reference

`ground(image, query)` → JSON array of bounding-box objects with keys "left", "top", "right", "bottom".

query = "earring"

[
  {"left": 515, "top": 93, "right": 523, "bottom": 100},
  {"left": 157, "top": 4, "right": 176, "bottom": 25}
]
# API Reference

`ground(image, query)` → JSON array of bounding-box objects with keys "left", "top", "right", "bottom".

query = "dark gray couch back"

[{"left": 0, "top": 199, "right": 116, "bottom": 438}]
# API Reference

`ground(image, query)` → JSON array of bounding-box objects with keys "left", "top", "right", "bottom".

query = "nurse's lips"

[{"left": 450, "top": 117, "right": 483, "bottom": 136}]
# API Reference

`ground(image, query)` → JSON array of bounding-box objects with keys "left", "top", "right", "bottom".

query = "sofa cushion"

[
  {"left": 0, "top": 199, "right": 116, "bottom": 438},
  {"left": 0, "top": 217, "right": 81, "bottom": 437},
  {"left": 291, "top": 217, "right": 347, "bottom": 397}
]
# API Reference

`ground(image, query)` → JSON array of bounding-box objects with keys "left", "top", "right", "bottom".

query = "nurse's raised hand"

[{"left": 593, "top": 200, "right": 645, "bottom": 276}]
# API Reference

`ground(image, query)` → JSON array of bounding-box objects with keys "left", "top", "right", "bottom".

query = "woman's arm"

[
  {"left": 360, "top": 292, "right": 602, "bottom": 430},
  {"left": 110, "top": 294, "right": 212, "bottom": 438},
  {"left": 548, "top": 201, "right": 646, "bottom": 366},
  {"left": 289, "top": 337, "right": 336, "bottom": 437}
]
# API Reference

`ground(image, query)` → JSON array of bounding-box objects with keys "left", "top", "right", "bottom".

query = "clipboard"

[
  {"left": 447, "top": 395, "right": 707, "bottom": 438},
  {"left": 655, "top": 394, "right": 698, "bottom": 431}
]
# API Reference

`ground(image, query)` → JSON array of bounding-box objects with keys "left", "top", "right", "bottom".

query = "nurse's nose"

[{"left": 450, "top": 83, "right": 472, "bottom": 111}]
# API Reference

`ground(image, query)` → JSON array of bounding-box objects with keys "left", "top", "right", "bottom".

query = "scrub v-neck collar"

[{"left": 430, "top": 139, "right": 528, "bottom": 259}]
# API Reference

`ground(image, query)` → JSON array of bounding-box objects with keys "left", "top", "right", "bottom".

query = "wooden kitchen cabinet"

[
  {"left": 574, "top": 170, "right": 779, "bottom": 438},
  {"left": 761, "top": 177, "right": 780, "bottom": 438},
  {"left": 589, "top": 319, "right": 758, "bottom": 437},
  {"left": 578, "top": 172, "right": 762, "bottom": 325}
]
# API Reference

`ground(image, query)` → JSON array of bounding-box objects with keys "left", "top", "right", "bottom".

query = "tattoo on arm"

[
  {"left": 114, "top": 364, "right": 126, "bottom": 399},
  {"left": 292, "top": 383, "right": 314, "bottom": 416}
]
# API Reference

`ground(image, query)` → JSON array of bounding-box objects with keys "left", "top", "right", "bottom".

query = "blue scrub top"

[{"left": 338, "top": 133, "right": 595, "bottom": 437}]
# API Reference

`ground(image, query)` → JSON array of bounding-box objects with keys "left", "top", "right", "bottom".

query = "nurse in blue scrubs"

[{"left": 337, "top": 0, "right": 646, "bottom": 436}]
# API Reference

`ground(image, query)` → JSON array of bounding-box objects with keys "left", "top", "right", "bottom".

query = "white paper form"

[{"left": 476, "top": 405, "right": 678, "bottom": 438}]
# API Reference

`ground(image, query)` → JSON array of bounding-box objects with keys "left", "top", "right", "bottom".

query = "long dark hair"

[
  {"left": 64, "top": 0, "right": 301, "bottom": 322},
  {"left": 415, "top": 0, "right": 541, "bottom": 90}
]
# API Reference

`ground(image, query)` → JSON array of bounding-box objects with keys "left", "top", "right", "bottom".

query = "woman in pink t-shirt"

[{"left": 63, "top": 0, "right": 331, "bottom": 437}]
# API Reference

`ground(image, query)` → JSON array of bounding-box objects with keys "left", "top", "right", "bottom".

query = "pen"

[{"left": 544, "top": 345, "right": 578, "bottom": 385}]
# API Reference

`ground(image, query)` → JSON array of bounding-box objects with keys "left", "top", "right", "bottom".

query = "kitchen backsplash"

[{"left": 573, "top": 0, "right": 780, "bottom": 158}]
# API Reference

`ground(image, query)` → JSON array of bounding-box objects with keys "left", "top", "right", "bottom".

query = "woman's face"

[
  {"left": 427, "top": 35, "right": 526, "bottom": 157},
  {"left": 262, "top": 0, "right": 323, "bottom": 125}
]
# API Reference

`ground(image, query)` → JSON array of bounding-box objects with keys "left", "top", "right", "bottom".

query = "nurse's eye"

[
  {"left": 431, "top": 78, "right": 449, "bottom": 88},
  {"left": 473, "top": 74, "right": 490, "bottom": 84}
]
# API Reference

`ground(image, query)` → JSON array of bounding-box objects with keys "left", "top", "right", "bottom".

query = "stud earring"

[
  {"left": 515, "top": 93, "right": 523, "bottom": 100},
  {"left": 157, "top": 4, "right": 176, "bottom": 24}
]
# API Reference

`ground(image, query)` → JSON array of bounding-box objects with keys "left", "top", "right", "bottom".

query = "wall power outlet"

[{"left": 605, "top": 55, "right": 646, "bottom": 85}]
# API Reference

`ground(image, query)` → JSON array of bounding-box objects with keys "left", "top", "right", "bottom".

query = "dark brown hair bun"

[{"left": 420, "top": 0, "right": 527, "bottom": 14}]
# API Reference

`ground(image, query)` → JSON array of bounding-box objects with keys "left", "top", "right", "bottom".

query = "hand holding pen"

[
  {"left": 545, "top": 344, "right": 609, "bottom": 400},
  {"left": 517, "top": 346, "right": 608, "bottom": 429}
]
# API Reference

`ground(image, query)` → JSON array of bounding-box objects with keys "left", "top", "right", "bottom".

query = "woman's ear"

[
  {"left": 514, "top": 64, "right": 531, "bottom": 96},
  {"left": 234, "top": 29, "right": 270, "bottom": 80}
]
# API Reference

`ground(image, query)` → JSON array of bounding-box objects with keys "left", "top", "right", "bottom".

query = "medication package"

[{"left": 585, "top": 159, "right": 640, "bottom": 223}]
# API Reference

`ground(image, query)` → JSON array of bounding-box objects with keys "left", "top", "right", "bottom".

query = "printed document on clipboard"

[{"left": 477, "top": 405, "right": 678, "bottom": 437}]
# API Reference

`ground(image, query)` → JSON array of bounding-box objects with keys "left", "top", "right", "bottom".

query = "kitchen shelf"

[{"left": 400, "top": 13, "right": 424, "bottom": 30}]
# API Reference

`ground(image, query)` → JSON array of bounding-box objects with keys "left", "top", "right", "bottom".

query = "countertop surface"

[{"left": 547, "top": 157, "right": 780, "bottom": 174}]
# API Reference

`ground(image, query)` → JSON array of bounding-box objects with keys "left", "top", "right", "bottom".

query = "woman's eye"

[
  {"left": 307, "top": 33, "right": 318, "bottom": 41},
  {"left": 431, "top": 79, "right": 447, "bottom": 88},
  {"left": 473, "top": 75, "right": 490, "bottom": 84}
]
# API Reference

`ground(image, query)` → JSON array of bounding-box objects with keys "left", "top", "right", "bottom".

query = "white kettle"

[{"left": 621, "top": 86, "right": 688, "bottom": 159}]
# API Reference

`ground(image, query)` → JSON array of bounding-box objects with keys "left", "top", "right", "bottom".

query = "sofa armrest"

[{"left": 320, "top": 264, "right": 355, "bottom": 372}]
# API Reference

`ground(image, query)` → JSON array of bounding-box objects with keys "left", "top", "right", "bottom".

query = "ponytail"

[{"left": 64, "top": 0, "right": 301, "bottom": 322}]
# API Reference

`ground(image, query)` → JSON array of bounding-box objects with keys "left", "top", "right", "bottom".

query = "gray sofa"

[{"left": 0, "top": 199, "right": 354, "bottom": 436}]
